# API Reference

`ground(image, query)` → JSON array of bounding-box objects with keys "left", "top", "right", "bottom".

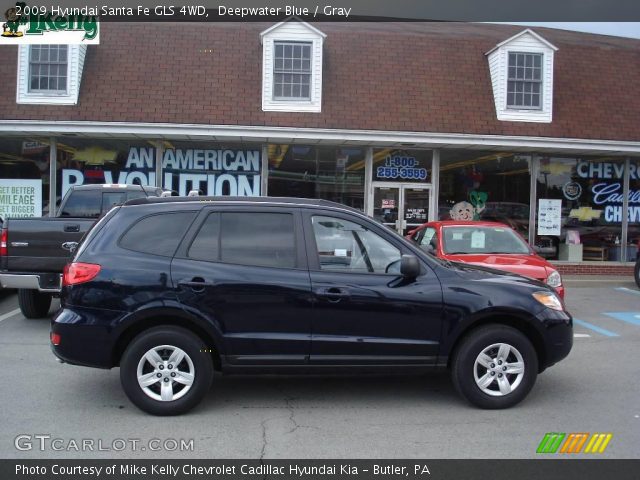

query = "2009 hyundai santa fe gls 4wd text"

[{"left": 51, "top": 197, "right": 573, "bottom": 415}]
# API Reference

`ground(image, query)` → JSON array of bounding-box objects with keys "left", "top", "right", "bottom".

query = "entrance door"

[
  {"left": 373, "top": 185, "right": 430, "bottom": 235},
  {"left": 402, "top": 186, "right": 430, "bottom": 235}
]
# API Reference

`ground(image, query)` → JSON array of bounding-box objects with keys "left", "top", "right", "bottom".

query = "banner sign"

[
  {"left": 62, "top": 147, "right": 261, "bottom": 198},
  {"left": 0, "top": 179, "right": 42, "bottom": 218}
]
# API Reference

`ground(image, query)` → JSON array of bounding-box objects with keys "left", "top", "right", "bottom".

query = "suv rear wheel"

[
  {"left": 451, "top": 325, "right": 538, "bottom": 409},
  {"left": 120, "top": 326, "right": 213, "bottom": 415}
]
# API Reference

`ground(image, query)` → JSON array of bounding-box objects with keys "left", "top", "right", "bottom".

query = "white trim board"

[{"left": 0, "top": 120, "right": 639, "bottom": 154}]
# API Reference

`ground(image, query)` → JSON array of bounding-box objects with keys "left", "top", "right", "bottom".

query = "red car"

[{"left": 406, "top": 221, "right": 565, "bottom": 299}]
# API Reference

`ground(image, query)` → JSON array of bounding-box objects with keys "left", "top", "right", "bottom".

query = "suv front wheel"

[
  {"left": 451, "top": 325, "right": 538, "bottom": 409},
  {"left": 120, "top": 326, "right": 213, "bottom": 415}
]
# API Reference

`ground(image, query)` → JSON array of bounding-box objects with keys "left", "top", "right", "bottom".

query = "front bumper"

[{"left": 536, "top": 308, "right": 573, "bottom": 370}]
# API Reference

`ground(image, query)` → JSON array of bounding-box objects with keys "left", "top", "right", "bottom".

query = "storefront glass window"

[
  {"left": 267, "top": 145, "right": 365, "bottom": 210},
  {"left": 0, "top": 137, "right": 51, "bottom": 217},
  {"left": 536, "top": 156, "right": 626, "bottom": 261},
  {"left": 57, "top": 138, "right": 262, "bottom": 199},
  {"left": 626, "top": 158, "right": 640, "bottom": 261},
  {"left": 439, "top": 149, "right": 532, "bottom": 239}
]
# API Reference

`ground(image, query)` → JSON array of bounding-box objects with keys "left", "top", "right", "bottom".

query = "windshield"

[{"left": 442, "top": 226, "right": 530, "bottom": 255}]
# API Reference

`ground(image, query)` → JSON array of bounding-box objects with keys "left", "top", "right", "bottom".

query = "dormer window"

[
  {"left": 261, "top": 19, "right": 325, "bottom": 113},
  {"left": 29, "top": 45, "right": 69, "bottom": 93},
  {"left": 273, "top": 41, "right": 312, "bottom": 100},
  {"left": 507, "top": 52, "right": 542, "bottom": 109},
  {"left": 486, "top": 29, "right": 557, "bottom": 123},
  {"left": 17, "top": 44, "right": 87, "bottom": 105}
]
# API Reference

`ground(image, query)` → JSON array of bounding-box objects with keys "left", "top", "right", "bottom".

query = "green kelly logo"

[{"left": 2, "top": 2, "right": 98, "bottom": 41}]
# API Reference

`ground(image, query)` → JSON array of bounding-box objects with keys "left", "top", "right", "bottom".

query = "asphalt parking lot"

[{"left": 1, "top": 277, "right": 639, "bottom": 459}]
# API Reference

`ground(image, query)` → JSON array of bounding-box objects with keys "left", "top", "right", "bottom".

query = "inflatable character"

[{"left": 449, "top": 201, "right": 475, "bottom": 221}]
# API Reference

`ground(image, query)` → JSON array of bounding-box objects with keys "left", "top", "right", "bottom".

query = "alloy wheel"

[
  {"left": 473, "top": 342, "right": 525, "bottom": 397},
  {"left": 136, "top": 345, "right": 195, "bottom": 402}
]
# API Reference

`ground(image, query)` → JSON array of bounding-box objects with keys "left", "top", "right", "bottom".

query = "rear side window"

[
  {"left": 188, "top": 212, "right": 296, "bottom": 268},
  {"left": 120, "top": 212, "right": 196, "bottom": 257},
  {"left": 221, "top": 213, "right": 295, "bottom": 268},
  {"left": 188, "top": 213, "right": 220, "bottom": 261}
]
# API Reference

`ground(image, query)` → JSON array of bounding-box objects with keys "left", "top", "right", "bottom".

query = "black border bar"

[{"left": 3, "top": 459, "right": 640, "bottom": 480}]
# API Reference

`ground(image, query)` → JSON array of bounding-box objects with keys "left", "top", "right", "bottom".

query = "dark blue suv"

[{"left": 51, "top": 197, "right": 572, "bottom": 415}]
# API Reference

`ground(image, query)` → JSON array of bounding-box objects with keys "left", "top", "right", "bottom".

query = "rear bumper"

[
  {"left": 51, "top": 307, "right": 123, "bottom": 368},
  {"left": 0, "top": 272, "right": 61, "bottom": 292}
]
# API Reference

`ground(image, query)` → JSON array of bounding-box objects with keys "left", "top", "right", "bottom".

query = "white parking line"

[
  {"left": 574, "top": 333, "right": 591, "bottom": 338},
  {"left": 0, "top": 308, "right": 22, "bottom": 323}
]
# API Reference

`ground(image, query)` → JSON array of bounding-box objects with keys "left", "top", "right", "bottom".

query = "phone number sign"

[{"left": 375, "top": 155, "right": 428, "bottom": 182}]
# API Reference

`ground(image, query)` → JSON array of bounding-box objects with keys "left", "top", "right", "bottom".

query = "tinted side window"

[
  {"left": 120, "top": 212, "right": 196, "bottom": 257},
  {"left": 60, "top": 190, "right": 101, "bottom": 217},
  {"left": 219, "top": 212, "right": 296, "bottom": 268},
  {"left": 311, "top": 215, "right": 401, "bottom": 274},
  {"left": 188, "top": 213, "right": 220, "bottom": 261}
]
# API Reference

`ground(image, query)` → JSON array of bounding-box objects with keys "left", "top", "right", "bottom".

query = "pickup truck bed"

[{"left": 0, "top": 184, "right": 168, "bottom": 317}]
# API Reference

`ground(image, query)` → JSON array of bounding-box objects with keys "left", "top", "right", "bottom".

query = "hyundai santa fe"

[{"left": 51, "top": 197, "right": 573, "bottom": 415}]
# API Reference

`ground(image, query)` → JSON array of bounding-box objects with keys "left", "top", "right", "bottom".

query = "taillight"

[
  {"left": 0, "top": 229, "right": 7, "bottom": 256},
  {"left": 50, "top": 332, "right": 61, "bottom": 346},
  {"left": 62, "top": 262, "right": 101, "bottom": 286}
]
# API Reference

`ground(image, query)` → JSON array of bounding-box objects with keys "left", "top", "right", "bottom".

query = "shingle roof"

[{"left": 1, "top": 22, "right": 639, "bottom": 142}]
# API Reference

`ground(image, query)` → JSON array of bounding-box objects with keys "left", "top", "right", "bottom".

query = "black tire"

[
  {"left": 634, "top": 259, "right": 640, "bottom": 289},
  {"left": 18, "top": 289, "right": 52, "bottom": 319},
  {"left": 451, "top": 325, "right": 538, "bottom": 409},
  {"left": 120, "top": 326, "right": 213, "bottom": 416}
]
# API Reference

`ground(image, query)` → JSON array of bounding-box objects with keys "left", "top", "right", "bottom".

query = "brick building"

[{"left": 0, "top": 20, "right": 639, "bottom": 272}]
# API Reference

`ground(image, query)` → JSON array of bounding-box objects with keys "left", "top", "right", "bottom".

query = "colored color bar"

[
  {"left": 584, "top": 434, "right": 598, "bottom": 453},
  {"left": 590, "top": 433, "right": 606, "bottom": 453},
  {"left": 536, "top": 433, "right": 555, "bottom": 453},
  {"left": 537, "top": 433, "right": 567, "bottom": 454},
  {"left": 560, "top": 434, "right": 577, "bottom": 453},
  {"left": 549, "top": 433, "right": 566, "bottom": 453},
  {"left": 598, "top": 433, "right": 613, "bottom": 453},
  {"left": 572, "top": 433, "right": 589, "bottom": 453}
]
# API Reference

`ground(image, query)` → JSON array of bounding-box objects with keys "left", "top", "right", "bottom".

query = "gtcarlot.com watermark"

[{"left": 15, "top": 434, "right": 194, "bottom": 452}]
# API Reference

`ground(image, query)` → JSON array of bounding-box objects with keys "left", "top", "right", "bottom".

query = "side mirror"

[{"left": 400, "top": 254, "right": 420, "bottom": 278}]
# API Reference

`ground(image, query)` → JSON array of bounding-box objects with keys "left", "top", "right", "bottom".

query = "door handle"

[
  {"left": 178, "top": 277, "right": 214, "bottom": 293},
  {"left": 317, "top": 287, "right": 350, "bottom": 303},
  {"left": 64, "top": 224, "right": 80, "bottom": 233}
]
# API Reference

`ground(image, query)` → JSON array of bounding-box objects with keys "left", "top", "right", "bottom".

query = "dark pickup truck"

[{"left": 0, "top": 184, "right": 167, "bottom": 318}]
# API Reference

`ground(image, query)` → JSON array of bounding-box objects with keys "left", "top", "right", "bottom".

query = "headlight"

[
  {"left": 532, "top": 291, "right": 564, "bottom": 311},
  {"left": 546, "top": 270, "right": 562, "bottom": 288}
]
